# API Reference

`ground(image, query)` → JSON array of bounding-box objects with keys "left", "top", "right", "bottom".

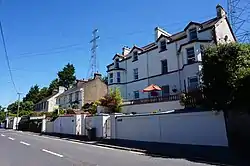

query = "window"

[
  {"left": 117, "top": 72, "right": 121, "bottom": 83},
  {"left": 43, "top": 102, "right": 46, "bottom": 109},
  {"left": 189, "top": 28, "right": 197, "bottom": 41},
  {"left": 186, "top": 47, "right": 195, "bottom": 64},
  {"left": 161, "top": 59, "right": 168, "bottom": 74},
  {"left": 115, "top": 59, "right": 119, "bottom": 68},
  {"left": 75, "top": 92, "right": 79, "bottom": 101},
  {"left": 133, "top": 51, "right": 138, "bottom": 61},
  {"left": 109, "top": 73, "right": 113, "bottom": 84},
  {"left": 188, "top": 76, "right": 199, "bottom": 90},
  {"left": 134, "top": 91, "right": 139, "bottom": 99},
  {"left": 133, "top": 68, "right": 138, "bottom": 80},
  {"left": 69, "top": 93, "right": 73, "bottom": 103},
  {"left": 160, "top": 40, "right": 167, "bottom": 51},
  {"left": 161, "top": 85, "right": 170, "bottom": 97},
  {"left": 200, "top": 44, "right": 205, "bottom": 56}
]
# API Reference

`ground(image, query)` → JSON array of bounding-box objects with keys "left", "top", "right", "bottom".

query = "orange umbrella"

[{"left": 142, "top": 84, "right": 162, "bottom": 92}]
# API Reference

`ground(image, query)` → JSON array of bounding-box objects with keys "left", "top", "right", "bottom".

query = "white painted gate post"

[{"left": 41, "top": 114, "right": 46, "bottom": 133}]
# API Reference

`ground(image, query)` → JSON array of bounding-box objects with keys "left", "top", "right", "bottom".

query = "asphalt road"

[{"left": 0, "top": 129, "right": 214, "bottom": 166}]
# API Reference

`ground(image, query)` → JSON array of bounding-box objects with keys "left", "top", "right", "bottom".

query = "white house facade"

[
  {"left": 56, "top": 73, "right": 108, "bottom": 109},
  {"left": 35, "top": 87, "right": 66, "bottom": 112},
  {"left": 107, "top": 5, "right": 236, "bottom": 100}
]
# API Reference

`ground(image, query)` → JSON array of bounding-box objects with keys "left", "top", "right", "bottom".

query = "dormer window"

[
  {"left": 160, "top": 40, "right": 167, "bottom": 52},
  {"left": 189, "top": 28, "right": 197, "bottom": 41},
  {"left": 133, "top": 51, "right": 138, "bottom": 61},
  {"left": 115, "top": 59, "right": 119, "bottom": 68}
]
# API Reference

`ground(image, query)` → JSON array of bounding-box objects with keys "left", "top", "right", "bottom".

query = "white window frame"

[
  {"left": 189, "top": 28, "right": 197, "bottom": 41},
  {"left": 109, "top": 73, "right": 113, "bottom": 84},
  {"left": 117, "top": 72, "right": 121, "bottom": 83},
  {"left": 160, "top": 40, "right": 167, "bottom": 51},
  {"left": 186, "top": 47, "right": 195, "bottom": 64},
  {"left": 134, "top": 91, "right": 139, "bottom": 99},
  {"left": 188, "top": 76, "right": 199, "bottom": 90},
  {"left": 133, "top": 51, "right": 138, "bottom": 61},
  {"left": 161, "top": 85, "right": 170, "bottom": 97},
  {"left": 133, "top": 68, "right": 138, "bottom": 80},
  {"left": 161, "top": 59, "right": 168, "bottom": 74}
]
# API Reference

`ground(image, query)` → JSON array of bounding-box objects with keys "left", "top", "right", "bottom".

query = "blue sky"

[{"left": 0, "top": 0, "right": 226, "bottom": 106}]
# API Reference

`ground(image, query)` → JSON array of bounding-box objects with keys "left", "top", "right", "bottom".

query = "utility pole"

[
  {"left": 87, "top": 29, "right": 100, "bottom": 78},
  {"left": 16, "top": 92, "right": 21, "bottom": 130}
]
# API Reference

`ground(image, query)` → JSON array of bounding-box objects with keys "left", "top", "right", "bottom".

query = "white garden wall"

[
  {"left": 45, "top": 121, "right": 54, "bottom": 133},
  {"left": 115, "top": 111, "right": 228, "bottom": 146},
  {"left": 53, "top": 115, "right": 76, "bottom": 135},
  {"left": 85, "top": 114, "right": 110, "bottom": 138},
  {"left": 122, "top": 100, "right": 184, "bottom": 114}
]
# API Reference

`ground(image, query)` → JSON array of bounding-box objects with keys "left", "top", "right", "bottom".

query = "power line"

[
  {"left": 0, "top": 20, "right": 18, "bottom": 93},
  {"left": 13, "top": 45, "right": 86, "bottom": 59}
]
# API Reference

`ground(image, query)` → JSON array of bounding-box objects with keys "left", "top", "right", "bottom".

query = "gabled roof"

[
  {"left": 156, "top": 34, "right": 171, "bottom": 42},
  {"left": 112, "top": 53, "right": 124, "bottom": 60},
  {"left": 128, "top": 45, "right": 143, "bottom": 54},
  {"left": 184, "top": 21, "right": 202, "bottom": 31},
  {"left": 168, "top": 17, "right": 220, "bottom": 43},
  {"left": 36, "top": 93, "right": 59, "bottom": 104}
]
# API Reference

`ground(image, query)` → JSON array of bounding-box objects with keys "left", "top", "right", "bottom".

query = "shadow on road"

[{"left": 40, "top": 132, "right": 249, "bottom": 166}]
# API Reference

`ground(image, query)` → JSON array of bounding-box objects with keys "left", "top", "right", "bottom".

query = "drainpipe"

[
  {"left": 125, "top": 58, "right": 128, "bottom": 100},
  {"left": 176, "top": 42, "right": 182, "bottom": 93},
  {"left": 146, "top": 52, "right": 150, "bottom": 98}
]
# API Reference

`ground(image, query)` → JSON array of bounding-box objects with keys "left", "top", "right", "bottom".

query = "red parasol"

[{"left": 142, "top": 84, "right": 162, "bottom": 92}]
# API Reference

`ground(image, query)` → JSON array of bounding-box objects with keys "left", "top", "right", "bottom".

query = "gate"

[{"left": 104, "top": 117, "right": 111, "bottom": 138}]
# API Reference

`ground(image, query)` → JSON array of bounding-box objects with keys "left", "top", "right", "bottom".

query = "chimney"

[
  {"left": 154, "top": 27, "right": 171, "bottom": 41},
  {"left": 94, "top": 73, "right": 102, "bottom": 79},
  {"left": 216, "top": 4, "right": 226, "bottom": 18},
  {"left": 122, "top": 46, "right": 131, "bottom": 55},
  {"left": 58, "top": 86, "right": 65, "bottom": 93}
]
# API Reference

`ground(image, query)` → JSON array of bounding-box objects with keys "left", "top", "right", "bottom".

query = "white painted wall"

[
  {"left": 85, "top": 115, "right": 110, "bottom": 138},
  {"left": 122, "top": 100, "right": 184, "bottom": 114},
  {"left": 115, "top": 111, "right": 228, "bottom": 146},
  {"left": 45, "top": 121, "right": 54, "bottom": 133},
  {"left": 53, "top": 116, "right": 76, "bottom": 135},
  {"left": 215, "top": 18, "right": 236, "bottom": 43}
]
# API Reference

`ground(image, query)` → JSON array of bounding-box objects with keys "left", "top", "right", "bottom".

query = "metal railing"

[{"left": 123, "top": 94, "right": 180, "bottom": 105}]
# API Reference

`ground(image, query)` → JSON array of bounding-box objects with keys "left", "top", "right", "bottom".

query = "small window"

[
  {"left": 69, "top": 93, "right": 73, "bottom": 103},
  {"left": 188, "top": 76, "right": 199, "bottom": 90},
  {"left": 117, "top": 72, "right": 121, "bottom": 83},
  {"left": 186, "top": 47, "right": 195, "bottom": 64},
  {"left": 75, "top": 92, "right": 79, "bottom": 101},
  {"left": 200, "top": 44, "right": 205, "bottom": 56},
  {"left": 134, "top": 91, "right": 139, "bottom": 99},
  {"left": 115, "top": 59, "right": 119, "bottom": 68},
  {"left": 109, "top": 73, "right": 113, "bottom": 84},
  {"left": 160, "top": 40, "right": 167, "bottom": 51},
  {"left": 189, "top": 28, "right": 197, "bottom": 41},
  {"left": 133, "top": 68, "right": 138, "bottom": 80},
  {"left": 161, "top": 59, "right": 168, "bottom": 74},
  {"left": 133, "top": 51, "right": 138, "bottom": 61},
  {"left": 161, "top": 85, "right": 170, "bottom": 97}
]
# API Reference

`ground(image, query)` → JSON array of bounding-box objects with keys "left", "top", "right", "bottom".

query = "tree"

[
  {"left": 99, "top": 88, "right": 123, "bottom": 113},
  {"left": 58, "top": 63, "right": 76, "bottom": 89},
  {"left": 7, "top": 101, "right": 34, "bottom": 114},
  {"left": 48, "top": 78, "right": 59, "bottom": 94},
  {"left": 23, "top": 85, "right": 40, "bottom": 104},
  {"left": 202, "top": 43, "right": 250, "bottom": 111},
  {"left": 0, "top": 107, "right": 6, "bottom": 122},
  {"left": 38, "top": 87, "right": 49, "bottom": 100}
]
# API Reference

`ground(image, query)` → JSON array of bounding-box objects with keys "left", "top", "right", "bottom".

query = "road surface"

[{"left": 0, "top": 129, "right": 213, "bottom": 166}]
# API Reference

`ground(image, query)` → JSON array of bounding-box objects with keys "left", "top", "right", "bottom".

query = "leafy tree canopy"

[
  {"left": 23, "top": 85, "right": 40, "bottom": 104},
  {"left": 58, "top": 63, "right": 76, "bottom": 89},
  {"left": 202, "top": 43, "right": 250, "bottom": 111}
]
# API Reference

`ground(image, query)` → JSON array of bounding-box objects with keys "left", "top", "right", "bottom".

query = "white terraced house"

[{"left": 107, "top": 5, "right": 236, "bottom": 101}]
